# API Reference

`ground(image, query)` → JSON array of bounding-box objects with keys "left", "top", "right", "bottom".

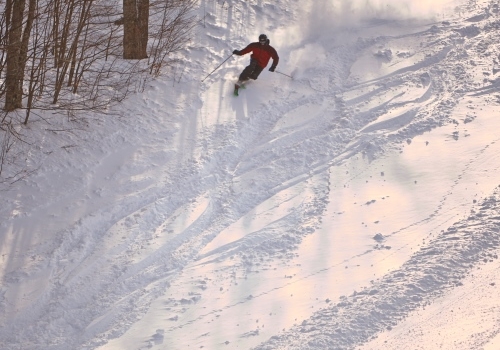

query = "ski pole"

[
  {"left": 275, "top": 70, "right": 293, "bottom": 79},
  {"left": 201, "top": 53, "right": 234, "bottom": 82}
]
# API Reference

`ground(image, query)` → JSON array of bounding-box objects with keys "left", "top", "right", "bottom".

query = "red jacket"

[{"left": 239, "top": 42, "right": 279, "bottom": 69}]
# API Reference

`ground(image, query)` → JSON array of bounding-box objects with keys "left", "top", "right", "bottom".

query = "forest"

[{"left": 0, "top": 0, "right": 197, "bottom": 185}]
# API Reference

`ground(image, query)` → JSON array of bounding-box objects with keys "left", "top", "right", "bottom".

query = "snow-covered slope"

[{"left": 3, "top": 0, "right": 500, "bottom": 349}]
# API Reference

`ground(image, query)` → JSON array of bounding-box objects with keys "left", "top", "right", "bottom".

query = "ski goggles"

[{"left": 259, "top": 39, "right": 266, "bottom": 44}]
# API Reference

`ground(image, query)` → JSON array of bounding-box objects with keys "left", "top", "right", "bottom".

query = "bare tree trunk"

[
  {"left": 4, "top": 0, "right": 26, "bottom": 111},
  {"left": 19, "top": 0, "right": 36, "bottom": 83},
  {"left": 57, "top": 0, "right": 75, "bottom": 68},
  {"left": 53, "top": 0, "right": 93, "bottom": 104},
  {"left": 123, "top": 0, "right": 149, "bottom": 59},
  {"left": 52, "top": 0, "right": 61, "bottom": 67}
]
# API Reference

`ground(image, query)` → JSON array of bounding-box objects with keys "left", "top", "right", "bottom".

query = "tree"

[
  {"left": 147, "top": 0, "right": 197, "bottom": 76},
  {"left": 123, "top": 0, "right": 149, "bottom": 59},
  {"left": 0, "top": 0, "right": 197, "bottom": 185},
  {"left": 4, "top": 0, "right": 36, "bottom": 111}
]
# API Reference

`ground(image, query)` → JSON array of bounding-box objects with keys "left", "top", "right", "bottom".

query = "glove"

[
  {"left": 269, "top": 66, "right": 276, "bottom": 72},
  {"left": 233, "top": 50, "right": 240, "bottom": 55}
]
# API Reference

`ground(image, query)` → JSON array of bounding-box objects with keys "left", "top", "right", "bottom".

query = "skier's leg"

[
  {"left": 249, "top": 65, "right": 264, "bottom": 80},
  {"left": 238, "top": 65, "right": 253, "bottom": 82},
  {"left": 238, "top": 59, "right": 258, "bottom": 83}
]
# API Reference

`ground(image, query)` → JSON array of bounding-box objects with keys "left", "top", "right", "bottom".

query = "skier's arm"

[
  {"left": 269, "top": 48, "right": 279, "bottom": 71},
  {"left": 238, "top": 43, "right": 256, "bottom": 56}
]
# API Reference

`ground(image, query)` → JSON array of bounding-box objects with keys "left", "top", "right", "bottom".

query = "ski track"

[
  {"left": 3, "top": 0, "right": 500, "bottom": 349},
  {"left": 255, "top": 187, "right": 500, "bottom": 350}
]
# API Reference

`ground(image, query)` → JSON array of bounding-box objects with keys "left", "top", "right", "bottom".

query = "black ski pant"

[{"left": 239, "top": 58, "right": 264, "bottom": 81}]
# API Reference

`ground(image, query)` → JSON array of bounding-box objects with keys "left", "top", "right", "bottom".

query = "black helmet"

[{"left": 259, "top": 34, "right": 267, "bottom": 43}]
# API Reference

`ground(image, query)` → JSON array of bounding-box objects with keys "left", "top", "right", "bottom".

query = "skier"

[{"left": 232, "top": 34, "right": 279, "bottom": 95}]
